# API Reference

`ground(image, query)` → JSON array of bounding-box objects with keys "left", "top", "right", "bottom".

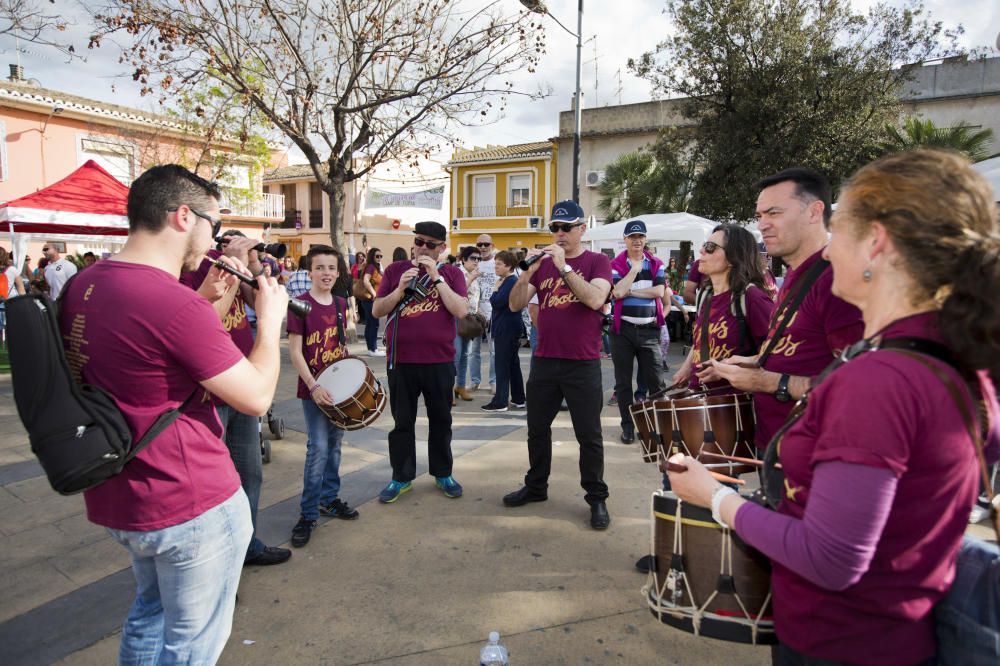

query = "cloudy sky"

[{"left": 2, "top": 0, "right": 997, "bottom": 159}]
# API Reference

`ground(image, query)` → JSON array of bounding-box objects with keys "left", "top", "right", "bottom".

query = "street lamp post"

[{"left": 520, "top": 0, "right": 584, "bottom": 204}]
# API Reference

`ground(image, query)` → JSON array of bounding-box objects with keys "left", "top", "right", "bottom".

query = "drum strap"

[
  {"left": 757, "top": 259, "right": 830, "bottom": 367},
  {"left": 335, "top": 296, "right": 346, "bottom": 347},
  {"left": 698, "top": 291, "right": 712, "bottom": 369}
]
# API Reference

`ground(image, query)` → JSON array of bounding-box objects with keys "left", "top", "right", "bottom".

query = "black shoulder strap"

[
  {"left": 336, "top": 295, "right": 347, "bottom": 347},
  {"left": 126, "top": 389, "right": 199, "bottom": 462},
  {"left": 698, "top": 288, "right": 713, "bottom": 363},
  {"left": 757, "top": 259, "right": 829, "bottom": 366},
  {"left": 732, "top": 287, "right": 750, "bottom": 356}
]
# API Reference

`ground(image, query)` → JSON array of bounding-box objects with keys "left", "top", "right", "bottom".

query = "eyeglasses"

[
  {"left": 168, "top": 206, "right": 223, "bottom": 238},
  {"left": 701, "top": 241, "right": 724, "bottom": 254},
  {"left": 414, "top": 237, "right": 444, "bottom": 249},
  {"left": 468, "top": 256, "right": 481, "bottom": 262},
  {"left": 549, "top": 222, "right": 582, "bottom": 234}
]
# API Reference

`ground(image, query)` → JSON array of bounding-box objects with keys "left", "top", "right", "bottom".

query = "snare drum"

[
  {"left": 643, "top": 490, "right": 775, "bottom": 645},
  {"left": 653, "top": 390, "right": 758, "bottom": 476},
  {"left": 313, "top": 357, "right": 387, "bottom": 430}
]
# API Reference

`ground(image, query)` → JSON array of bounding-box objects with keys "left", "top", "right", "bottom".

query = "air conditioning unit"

[
  {"left": 528, "top": 216, "right": 541, "bottom": 229},
  {"left": 585, "top": 170, "right": 606, "bottom": 187},
  {"left": 451, "top": 218, "right": 460, "bottom": 230}
]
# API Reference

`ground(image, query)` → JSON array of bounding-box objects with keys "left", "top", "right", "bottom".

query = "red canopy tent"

[{"left": 0, "top": 160, "right": 129, "bottom": 235}]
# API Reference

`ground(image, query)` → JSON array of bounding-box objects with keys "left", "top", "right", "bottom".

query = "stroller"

[{"left": 259, "top": 404, "right": 285, "bottom": 463}]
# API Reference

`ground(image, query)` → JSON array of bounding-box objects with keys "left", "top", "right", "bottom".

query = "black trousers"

[
  {"left": 524, "top": 357, "right": 608, "bottom": 504},
  {"left": 771, "top": 644, "right": 933, "bottom": 666},
  {"left": 386, "top": 362, "right": 456, "bottom": 482},
  {"left": 610, "top": 322, "right": 667, "bottom": 429}
]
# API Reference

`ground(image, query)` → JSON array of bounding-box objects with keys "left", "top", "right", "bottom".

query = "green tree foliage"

[
  {"left": 630, "top": 0, "right": 963, "bottom": 220},
  {"left": 597, "top": 131, "right": 696, "bottom": 222},
  {"left": 882, "top": 117, "right": 995, "bottom": 161}
]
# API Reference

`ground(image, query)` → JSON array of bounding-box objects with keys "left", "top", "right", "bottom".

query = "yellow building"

[{"left": 446, "top": 141, "right": 557, "bottom": 254}]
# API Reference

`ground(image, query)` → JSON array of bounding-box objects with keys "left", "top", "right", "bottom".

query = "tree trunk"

[{"left": 324, "top": 175, "right": 348, "bottom": 258}]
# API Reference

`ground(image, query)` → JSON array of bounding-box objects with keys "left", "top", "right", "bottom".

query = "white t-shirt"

[
  {"left": 45, "top": 257, "right": 78, "bottom": 299},
  {"left": 477, "top": 257, "right": 497, "bottom": 318},
  {"left": 3, "top": 266, "right": 18, "bottom": 299}
]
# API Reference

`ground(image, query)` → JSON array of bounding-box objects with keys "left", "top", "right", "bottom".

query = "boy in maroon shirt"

[{"left": 286, "top": 245, "right": 359, "bottom": 547}]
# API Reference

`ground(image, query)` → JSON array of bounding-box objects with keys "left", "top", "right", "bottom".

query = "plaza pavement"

[{"left": 1, "top": 331, "right": 991, "bottom": 665}]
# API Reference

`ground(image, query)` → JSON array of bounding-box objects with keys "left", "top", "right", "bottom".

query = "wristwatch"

[
  {"left": 433, "top": 276, "right": 445, "bottom": 286},
  {"left": 560, "top": 264, "right": 572, "bottom": 276},
  {"left": 774, "top": 374, "right": 792, "bottom": 403}
]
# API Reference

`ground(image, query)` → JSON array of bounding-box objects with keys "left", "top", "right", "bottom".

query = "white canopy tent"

[
  {"left": 972, "top": 156, "right": 1000, "bottom": 202},
  {"left": 585, "top": 212, "right": 756, "bottom": 259}
]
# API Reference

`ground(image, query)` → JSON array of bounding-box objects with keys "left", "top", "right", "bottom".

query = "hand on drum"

[
  {"left": 662, "top": 453, "right": 720, "bottom": 509},
  {"left": 698, "top": 358, "right": 767, "bottom": 392},
  {"left": 311, "top": 384, "right": 335, "bottom": 406}
]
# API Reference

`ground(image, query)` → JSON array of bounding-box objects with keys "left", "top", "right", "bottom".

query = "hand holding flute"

[{"left": 205, "top": 255, "right": 309, "bottom": 317}]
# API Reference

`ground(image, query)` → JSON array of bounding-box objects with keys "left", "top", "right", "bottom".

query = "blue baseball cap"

[
  {"left": 550, "top": 200, "right": 585, "bottom": 223},
  {"left": 623, "top": 220, "right": 647, "bottom": 236}
]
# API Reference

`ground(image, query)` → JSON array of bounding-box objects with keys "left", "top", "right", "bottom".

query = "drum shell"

[
  {"left": 629, "top": 386, "right": 697, "bottom": 464},
  {"left": 314, "top": 358, "right": 387, "bottom": 430},
  {"left": 648, "top": 491, "right": 775, "bottom": 644},
  {"left": 653, "top": 392, "right": 757, "bottom": 475}
]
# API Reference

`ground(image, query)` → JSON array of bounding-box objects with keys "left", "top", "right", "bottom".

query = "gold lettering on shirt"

[
  {"left": 401, "top": 285, "right": 443, "bottom": 318},
  {"left": 83, "top": 284, "right": 94, "bottom": 301},
  {"left": 64, "top": 313, "right": 90, "bottom": 383},
  {"left": 539, "top": 272, "right": 581, "bottom": 309},
  {"left": 222, "top": 302, "right": 247, "bottom": 332},
  {"left": 785, "top": 478, "right": 804, "bottom": 502},
  {"left": 691, "top": 319, "right": 735, "bottom": 364}
]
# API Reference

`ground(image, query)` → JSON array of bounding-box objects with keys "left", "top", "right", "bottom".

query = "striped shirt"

[{"left": 612, "top": 256, "right": 666, "bottom": 326}]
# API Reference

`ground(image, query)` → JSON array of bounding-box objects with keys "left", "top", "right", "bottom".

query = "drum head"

[{"left": 316, "top": 358, "right": 369, "bottom": 402}]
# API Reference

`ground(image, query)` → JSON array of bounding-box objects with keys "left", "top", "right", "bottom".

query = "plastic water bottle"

[{"left": 479, "top": 631, "right": 509, "bottom": 666}]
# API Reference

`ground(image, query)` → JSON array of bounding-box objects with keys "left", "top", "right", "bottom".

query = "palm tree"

[
  {"left": 597, "top": 151, "right": 661, "bottom": 222},
  {"left": 883, "top": 117, "right": 995, "bottom": 161}
]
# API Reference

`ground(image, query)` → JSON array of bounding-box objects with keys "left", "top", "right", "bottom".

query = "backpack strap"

[
  {"left": 697, "top": 288, "right": 713, "bottom": 364},
  {"left": 335, "top": 295, "right": 347, "bottom": 347},
  {"left": 757, "top": 259, "right": 829, "bottom": 367},
  {"left": 731, "top": 285, "right": 756, "bottom": 357},
  {"left": 126, "top": 389, "right": 200, "bottom": 463}
]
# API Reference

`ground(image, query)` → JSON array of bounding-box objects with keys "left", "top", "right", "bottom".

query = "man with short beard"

[{"left": 58, "top": 164, "right": 288, "bottom": 662}]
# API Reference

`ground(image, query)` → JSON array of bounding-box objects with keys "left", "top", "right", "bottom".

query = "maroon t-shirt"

[
  {"left": 689, "top": 286, "right": 774, "bottom": 391},
  {"left": 61, "top": 261, "right": 243, "bottom": 531},
  {"left": 376, "top": 260, "right": 467, "bottom": 364},
  {"left": 770, "top": 312, "right": 988, "bottom": 664},
  {"left": 755, "top": 249, "right": 863, "bottom": 449},
  {"left": 531, "top": 251, "right": 612, "bottom": 360},
  {"left": 286, "top": 292, "right": 349, "bottom": 399}
]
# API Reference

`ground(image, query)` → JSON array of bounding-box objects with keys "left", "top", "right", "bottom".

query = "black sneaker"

[
  {"left": 481, "top": 403, "right": 508, "bottom": 413},
  {"left": 290, "top": 517, "right": 316, "bottom": 548},
  {"left": 319, "top": 498, "right": 359, "bottom": 520},
  {"left": 244, "top": 545, "right": 292, "bottom": 566}
]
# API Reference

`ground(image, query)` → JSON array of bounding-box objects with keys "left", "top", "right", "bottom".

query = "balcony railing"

[
  {"left": 223, "top": 190, "right": 286, "bottom": 220},
  {"left": 456, "top": 203, "right": 546, "bottom": 219},
  {"left": 309, "top": 209, "right": 324, "bottom": 229}
]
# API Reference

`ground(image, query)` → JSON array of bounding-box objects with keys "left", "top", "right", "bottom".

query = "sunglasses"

[
  {"left": 42, "top": 247, "right": 51, "bottom": 251},
  {"left": 549, "top": 222, "right": 582, "bottom": 234},
  {"left": 168, "top": 206, "right": 223, "bottom": 238},
  {"left": 414, "top": 237, "right": 444, "bottom": 250},
  {"left": 701, "top": 241, "right": 724, "bottom": 254},
  {"left": 374, "top": 254, "right": 383, "bottom": 259},
  {"left": 468, "top": 256, "right": 481, "bottom": 262},
  {"left": 476, "top": 242, "right": 492, "bottom": 248}
]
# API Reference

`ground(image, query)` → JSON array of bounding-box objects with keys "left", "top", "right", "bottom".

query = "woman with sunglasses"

[
  {"left": 672, "top": 224, "right": 774, "bottom": 392},
  {"left": 359, "top": 247, "right": 384, "bottom": 356},
  {"left": 668, "top": 150, "right": 1000, "bottom": 666},
  {"left": 454, "top": 245, "right": 482, "bottom": 401}
]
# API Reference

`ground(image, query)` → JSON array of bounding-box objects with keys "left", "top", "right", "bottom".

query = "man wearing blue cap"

[
  {"left": 609, "top": 219, "right": 667, "bottom": 443},
  {"left": 503, "top": 200, "right": 614, "bottom": 530}
]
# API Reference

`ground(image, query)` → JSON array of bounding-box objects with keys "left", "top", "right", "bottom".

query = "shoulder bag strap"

[
  {"left": 886, "top": 347, "right": 999, "bottom": 541},
  {"left": 757, "top": 259, "right": 830, "bottom": 367}
]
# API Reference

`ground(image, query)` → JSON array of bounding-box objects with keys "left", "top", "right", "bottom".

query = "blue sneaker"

[
  {"left": 435, "top": 475, "right": 463, "bottom": 498},
  {"left": 378, "top": 480, "right": 412, "bottom": 503}
]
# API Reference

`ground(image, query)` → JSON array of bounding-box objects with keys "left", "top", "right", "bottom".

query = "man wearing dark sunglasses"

[
  {"left": 503, "top": 200, "right": 614, "bottom": 530},
  {"left": 57, "top": 164, "right": 288, "bottom": 662},
  {"left": 468, "top": 234, "right": 497, "bottom": 392},
  {"left": 41, "top": 241, "right": 77, "bottom": 299},
  {"left": 372, "top": 221, "right": 469, "bottom": 504}
]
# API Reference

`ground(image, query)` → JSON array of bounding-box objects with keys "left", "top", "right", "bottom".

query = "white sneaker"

[
  {"left": 368, "top": 349, "right": 386, "bottom": 357},
  {"left": 969, "top": 504, "right": 989, "bottom": 524}
]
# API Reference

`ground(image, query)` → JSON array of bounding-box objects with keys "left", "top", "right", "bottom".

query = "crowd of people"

[{"left": 18, "top": 148, "right": 998, "bottom": 665}]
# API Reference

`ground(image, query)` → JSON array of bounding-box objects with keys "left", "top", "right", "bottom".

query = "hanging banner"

[{"left": 365, "top": 186, "right": 444, "bottom": 210}]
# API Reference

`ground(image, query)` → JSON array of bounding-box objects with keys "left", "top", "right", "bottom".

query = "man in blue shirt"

[{"left": 608, "top": 220, "right": 668, "bottom": 443}]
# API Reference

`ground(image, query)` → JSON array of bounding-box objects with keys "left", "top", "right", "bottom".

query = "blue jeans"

[
  {"left": 359, "top": 298, "right": 378, "bottom": 352},
  {"left": 468, "top": 335, "right": 496, "bottom": 386},
  {"left": 216, "top": 404, "right": 265, "bottom": 559},
  {"left": 454, "top": 334, "right": 472, "bottom": 387},
  {"left": 108, "top": 489, "right": 252, "bottom": 666},
  {"left": 300, "top": 399, "right": 346, "bottom": 521}
]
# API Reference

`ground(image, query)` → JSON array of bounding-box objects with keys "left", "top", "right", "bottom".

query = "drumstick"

[
  {"left": 665, "top": 461, "right": 745, "bottom": 486},
  {"left": 206, "top": 256, "right": 311, "bottom": 317},
  {"left": 699, "top": 452, "right": 782, "bottom": 470}
]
